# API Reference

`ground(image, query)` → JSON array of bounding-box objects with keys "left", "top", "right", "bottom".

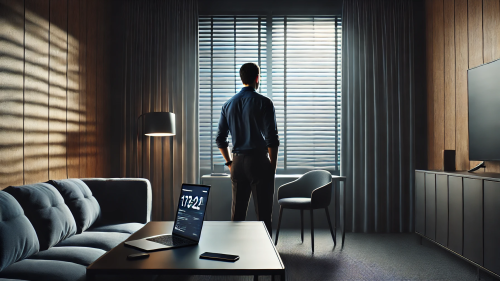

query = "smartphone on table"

[{"left": 199, "top": 252, "right": 239, "bottom": 262}]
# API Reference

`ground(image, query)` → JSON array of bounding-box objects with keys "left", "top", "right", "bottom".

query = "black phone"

[
  {"left": 199, "top": 252, "right": 239, "bottom": 262},
  {"left": 127, "top": 253, "right": 150, "bottom": 260}
]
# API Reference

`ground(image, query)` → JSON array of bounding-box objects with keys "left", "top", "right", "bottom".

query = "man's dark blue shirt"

[{"left": 216, "top": 87, "right": 280, "bottom": 153}]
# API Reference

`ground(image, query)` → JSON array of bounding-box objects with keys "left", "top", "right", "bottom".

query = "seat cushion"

[
  {"left": 0, "top": 192, "right": 40, "bottom": 271},
  {"left": 55, "top": 231, "right": 130, "bottom": 251},
  {"left": 87, "top": 223, "right": 144, "bottom": 234},
  {"left": 27, "top": 246, "right": 105, "bottom": 266},
  {"left": 278, "top": 197, "right": 312, "bottom": 209},
  {"left": 0, "top": 259, "right": 85, "bottom": 281},
  {"left": 4, "top": 183, "right": 77, "bottom": 250},
  {"left": 48, "top": 179, "right": 101, "bottom": 233}
]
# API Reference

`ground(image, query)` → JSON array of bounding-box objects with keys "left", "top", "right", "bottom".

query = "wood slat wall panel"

[
  {"left": 0, "top": 0, "right": 118, "bottom": 189},
  {"left": 85, "top": 0, "right": 97, "bottom": 178},
  {"left": 483, "top": 0, "right": 500, "bottom": 63},
  {"left": 67, "top": 0, "right": 80, "bottom": 178},
  {"left": 24, "top": 0, "right": 50, "bottom": 184},
  {"left": 427, "top": 0, "right": 500, "bottom": 173},
  {"left": 444, "top": 0, "right": 455, "bottom": 151},
  {"left": 95, "top": 0, "right": 110, "bottom": 177},
  {"left": 433, "top": 0, "right": 445, "bottom": 170},
  {"left": 79, "top": 0, "right": 87, "bottom": 178},
  {"left": 455, "top": 0, "right": 469, "bottom": 171},
  {"left": 48, "top": 0, "right": 67, "bottom": 180},
  {"left": 468, "top": 0, "right": 484, "bottom": 69},
  {"left": 0, "top": 0, "right": 25, "bottom": 188}
]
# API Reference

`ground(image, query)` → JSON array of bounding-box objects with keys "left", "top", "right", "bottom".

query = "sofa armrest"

[{"left": 81, "top": 178, "right": 152, "bottom": 225}]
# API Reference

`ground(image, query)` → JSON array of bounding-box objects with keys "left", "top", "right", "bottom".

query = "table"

[{"left": 86, "top": 221, "right": 285, "bottom": 280}]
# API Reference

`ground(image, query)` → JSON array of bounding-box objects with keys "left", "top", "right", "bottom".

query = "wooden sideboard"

[{"left": 415, "top": 170, "right": 500, "bottom": 277}]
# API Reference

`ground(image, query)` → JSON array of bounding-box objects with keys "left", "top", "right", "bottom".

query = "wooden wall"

[
  {"left": 0, "top": 0, "right": 119, "bottom": 189},
  {"left": 426, "top": 0, "right": 500, "bottom": 172}
]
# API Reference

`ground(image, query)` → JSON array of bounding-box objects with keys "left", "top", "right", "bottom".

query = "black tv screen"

[{"left": 468, "top": 58, "right": 500, "bottom": 161}]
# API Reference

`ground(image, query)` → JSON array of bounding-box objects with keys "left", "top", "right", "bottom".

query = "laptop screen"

[{"left": 172, "top": 184, "right": 210, "bottom": 241}]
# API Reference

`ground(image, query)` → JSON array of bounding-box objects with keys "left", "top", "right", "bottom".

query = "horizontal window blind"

[
  {"left": 272, "top": 16, "right": 342, "bottom": 172},
  {"left": 199, "top": 15, "right": 341, "bottom": 173},
  {"left": 199, "top": 17, "right": 267, "bottom": 172}
]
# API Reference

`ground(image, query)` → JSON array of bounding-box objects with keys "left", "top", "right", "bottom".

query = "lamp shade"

[{"left": 142, "top": 112, "right": 175, "bottom": 136}]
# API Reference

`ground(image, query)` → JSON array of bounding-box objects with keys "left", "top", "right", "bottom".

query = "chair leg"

[
  {"left": 310, "top": 209, "right": 314, "bottom": 252},
  {"left": 275, "top": 206, "right": 283, "bottom": 245},
  {"left": 300, "top": 209, "right": 304, "bottom": 243},
  {"left": 325, "top": 207, "right": 336, "bottom": 245}
]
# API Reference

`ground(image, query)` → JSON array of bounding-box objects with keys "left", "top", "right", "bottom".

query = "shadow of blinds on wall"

[{"left": 199, "top": 16, "right": 341, "bottom": 174}]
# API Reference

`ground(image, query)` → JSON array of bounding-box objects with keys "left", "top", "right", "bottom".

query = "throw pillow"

[
  {"left": 4, "top": 183, "right": 77, "bottom": 250},
  {"left": 48, "top": 179, "right": 101, "bottom": 233},
  {"left": 0, "top": 191, "right": 40, "bottom": 271}
]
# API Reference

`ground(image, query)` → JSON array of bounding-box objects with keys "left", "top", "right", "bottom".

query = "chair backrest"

[
  {"left": 299, "top": 170, "right": 332, "bottom": 193},
  {"left": 278, "top": 170, "right": 332, "bottom": 204},
  {"left": 302, "top": 170, "right": 333, "bottom": 208}
]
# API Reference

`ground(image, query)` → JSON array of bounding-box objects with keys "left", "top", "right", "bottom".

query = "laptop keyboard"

[{"left": 147, "top": 235, "right": 193, "bottom": 246}]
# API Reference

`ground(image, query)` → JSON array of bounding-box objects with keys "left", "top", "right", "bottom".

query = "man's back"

[{"left": 217, "top": 87, "right": 279, "bottom": 153}]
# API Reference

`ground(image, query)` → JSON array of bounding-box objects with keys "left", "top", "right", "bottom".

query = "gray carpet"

[
  {"left": 153, "top": 229, "right": 498, "bottom": 281},
  {"left": 274, "top": 230, "right": 497, "bottom": 281}
]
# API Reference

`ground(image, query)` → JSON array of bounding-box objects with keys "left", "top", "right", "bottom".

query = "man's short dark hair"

[{"left": 239, "top": 63, "right": 260, "bottom": 85}]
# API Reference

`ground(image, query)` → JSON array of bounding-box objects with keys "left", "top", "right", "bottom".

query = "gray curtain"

[
  {"left": 120, "top": 0, "right": 199, "bottom": 221},
  {"left": 341, "top": 0, "right": 415, "bottom": 233}
]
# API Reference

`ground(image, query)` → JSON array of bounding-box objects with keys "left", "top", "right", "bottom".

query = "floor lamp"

[{"left": 137, "top": 112, "right": 176, "bottom": 176}]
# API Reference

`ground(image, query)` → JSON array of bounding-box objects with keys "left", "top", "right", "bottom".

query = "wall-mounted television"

[{"left": 468, "top": 58, "right": 500, "bottom": 169}]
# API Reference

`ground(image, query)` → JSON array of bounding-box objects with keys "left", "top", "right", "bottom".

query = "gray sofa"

[{"left": 0, "top": 178, "right": 152, "bottom": 281}]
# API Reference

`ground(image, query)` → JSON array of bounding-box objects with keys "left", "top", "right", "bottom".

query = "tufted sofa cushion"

[
  {"left": 55, "top": 231, "right": 130, "bottom": 251},
  {"left": 87, "top": 222, "right": 144, "bottom": 234},
  {"left": 0, "top": 259, "right": 86, "bottom": 281},
  {"left": 48, "top": 179, "right": 101, "bottom": 233},
  {"left": 28, "top": 246, "right": 105, "bottom": 266},
  {"left": 0, "top": 192, "right": 40, "bottom": 271},
  {"left": 4, "top": 183, "right": 77, "bottom": 250}
]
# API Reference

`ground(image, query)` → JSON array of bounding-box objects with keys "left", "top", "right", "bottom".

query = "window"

[{"left": 199, "top": 16, "right": 342, "bottom": 174}]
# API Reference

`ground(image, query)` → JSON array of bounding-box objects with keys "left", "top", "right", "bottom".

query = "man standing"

[{"left": 216, "top": 62, "right": 280, "bottom": 236}]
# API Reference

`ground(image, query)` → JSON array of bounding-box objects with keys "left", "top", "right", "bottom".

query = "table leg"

[
  {"left": 254, "top": 275, "right": 258, "bottom": 281},
  {"left": 342, "top": 180, "right": 346, "bottom": 248}
]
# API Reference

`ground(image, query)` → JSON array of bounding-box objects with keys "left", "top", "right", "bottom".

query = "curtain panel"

[
  {"left": 121, "top": 0, "right": 199, "bottom": 221},
  {"left": 341, "top": 0, "right": 415, "bottom": 232}
]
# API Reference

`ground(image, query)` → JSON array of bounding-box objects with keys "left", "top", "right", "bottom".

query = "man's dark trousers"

[{"left": 230, "top": 150, "right": 275, "bottom": 237}]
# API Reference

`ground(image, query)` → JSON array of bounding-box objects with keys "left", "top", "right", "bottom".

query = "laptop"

[{"left": 125, "top": 183, "right": 211, "bottom": 251}]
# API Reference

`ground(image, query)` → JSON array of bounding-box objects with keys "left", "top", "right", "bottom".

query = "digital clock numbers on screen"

[{"left": 180, "top": 195, "right": 203, "bottom": 210}]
